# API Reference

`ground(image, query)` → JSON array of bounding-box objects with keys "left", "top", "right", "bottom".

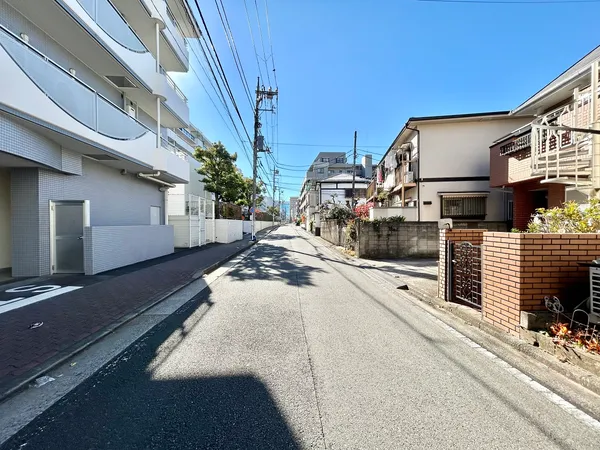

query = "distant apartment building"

[
  {"left": 0, "top": 0, "right": 200, "bottom": 276},
  {"left": 370, "top": 112, "right": 530, "bottom": 224},
  {"left": 490, "top": 47, "right": 600, "bottom": 230},
  {"left": 289, "top": 197, "right": 298, "bottom": 220},
  {"left": 298, "top": 152, "right": 375, "bottom": 219}
]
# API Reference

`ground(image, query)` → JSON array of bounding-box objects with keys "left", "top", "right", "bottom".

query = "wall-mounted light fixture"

[
  {"left": 19, "top": 33, "right": 29, "bottom": 43},
  {"left": 69, "top": 68, "right": 77, "bottom": 76}
]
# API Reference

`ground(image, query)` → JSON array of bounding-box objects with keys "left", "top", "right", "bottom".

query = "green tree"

[
  {"left": 195, "top": 142, "right": 244, "bottom": 218},
  {"left": 267, "top": 205, "right": 280, "bottom": 219},
  {"left": 236, "top": 177, "right": 266, "bottom": 216}
]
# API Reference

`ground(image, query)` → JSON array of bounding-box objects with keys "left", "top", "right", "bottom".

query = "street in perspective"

[
  {"left": 2, "top": 0, "right": 600, "bottom": 448},
  {"left": 1, "top": 226, "right": 600, "bottom": 450}
]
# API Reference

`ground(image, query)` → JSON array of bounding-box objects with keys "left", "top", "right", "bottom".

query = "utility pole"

[
  {"left": 272, "top": 168, "right": 279, "bottom": 227},
  {"left": 351, "top": 130, "right": 357, "bottom": 209},
  {"left": 251, "top": 77, "right": 278, "bottom": 240}
]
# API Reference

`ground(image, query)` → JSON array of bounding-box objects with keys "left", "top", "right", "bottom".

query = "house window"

[
  {"left": 346, "top": 170, "right": 353, "bottom": 174},
  {"left": 441, "top": 196, "right": 486, "bottom": 219},
  {"left": 507, "top": 199, "right": 513, "bottom": 221},
  {"left": 335, "top": 157, "right": 345, "bottom": 163},
  {"left": 317, "top": 168, "right": 324, "bottom": 174},
  {"left": 321, "top": 157, "right": 329, "bottom": 163},
  {"left": 328, "top": 170, "right": 334, "bottom": 175}
]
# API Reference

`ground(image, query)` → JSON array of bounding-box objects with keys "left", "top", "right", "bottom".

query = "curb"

[
  {"left": 0, "top": 230, "right": 276, "bottom": 403},
  {"left": 308, "top": 232, "right": 600, "bottom": 397}
]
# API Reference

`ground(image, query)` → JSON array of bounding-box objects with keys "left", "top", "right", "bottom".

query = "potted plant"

[{"left": 376, "top": 190, "right": 388, "bottom": 207}]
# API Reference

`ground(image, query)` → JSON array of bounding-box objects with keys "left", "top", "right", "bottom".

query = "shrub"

[
  {"left": 527, "top": 199, "right": 600, "bottom": 233},
  {"left": 354, "top": 202, "right": 374, "bottom": 220},
  {"left": 326, "top": 205, "right": 354, "bottom": 223}
]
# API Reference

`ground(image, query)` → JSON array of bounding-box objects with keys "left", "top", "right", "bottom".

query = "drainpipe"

[
  {"left": 405, "top": 125, "right": 421, "bottom": 221},
  {"left": 137, "top": 172, "right": 175, "bottom": 188}
]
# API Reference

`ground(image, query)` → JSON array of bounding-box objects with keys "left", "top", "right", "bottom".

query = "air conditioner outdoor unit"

[
  {"left": 589, "top": 266, "right": 600, "bottom": 323},
  {"left": 404, "top": 171, "right": 414, "bottom": 183}
]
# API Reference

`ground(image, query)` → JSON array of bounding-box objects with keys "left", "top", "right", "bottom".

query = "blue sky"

[{"left": 172, "top": 0, "right": 600, "bottom": 204}]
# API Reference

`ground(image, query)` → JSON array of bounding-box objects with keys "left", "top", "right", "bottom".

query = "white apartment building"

[{"left": 0, "top": 0, "right": 200, "bottom": 276}]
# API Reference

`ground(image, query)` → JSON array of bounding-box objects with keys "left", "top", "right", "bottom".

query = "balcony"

[
  {"left": 0, "top": 25, "right": 150, "bottom": 140},
  {"left": 0, "top": 25, "right": 189, "bottom": 182},
  {"left": 75, "top": 0, "right": 146, "bottom": 53}
]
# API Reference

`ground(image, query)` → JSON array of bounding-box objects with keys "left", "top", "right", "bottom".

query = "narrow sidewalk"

[{"left": 0, "top": 228, "right": 274, "bottom": 401}]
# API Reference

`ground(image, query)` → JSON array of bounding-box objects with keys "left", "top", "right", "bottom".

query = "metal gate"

[
  {"left": 446, "top": 241, "right": 482, "bottom": 309},
  {"left": 199, "top": 212, "right": 206, "bottom": 246}
]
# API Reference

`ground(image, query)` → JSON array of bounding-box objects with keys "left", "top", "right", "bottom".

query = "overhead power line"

[{"left": 418, "top": 0, "right": 600, "bottom": 3}]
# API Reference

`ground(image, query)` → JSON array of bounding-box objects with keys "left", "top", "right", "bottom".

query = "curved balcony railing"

[
  {"left": 0, "top": 25, "right": 151, "bottom": 140},
  {"left": 76, "top": 0, "right": 147, "bottom": 53}
]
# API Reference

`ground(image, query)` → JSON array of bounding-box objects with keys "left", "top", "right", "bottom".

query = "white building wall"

[
  {"left": 0, "top": 168, "right": 10, "bottom": 269},
  {"left": 418, "top": 180, "right": 505, "bottom": 222},
  {"left": 418, "top": 119, "right": 530, "bottom": 179}
]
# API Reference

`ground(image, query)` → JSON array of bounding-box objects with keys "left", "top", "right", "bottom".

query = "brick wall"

[
  {"left": 438, "top": 229, "right": 486, "bottom": 299},
  {"left": 482, "top": 232, "right": 600, "bottom": 335}
]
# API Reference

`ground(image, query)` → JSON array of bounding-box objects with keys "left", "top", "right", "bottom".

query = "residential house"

[
  {"left": 0, "top": 0, "right": 200, "bottom": 276},
  {"left": 490, "top": 47, "right": 600, "bottom": 230},
  {"left": 318, "top": 174, "right": 371, "bottom": 207},
  {"left": 298, "top": 151, "right": 375, "bottom": 221},
  {"left": 371, "top": 112, "right": 531, "bottom": 225}
]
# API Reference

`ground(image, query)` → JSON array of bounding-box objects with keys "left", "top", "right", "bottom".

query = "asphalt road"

[{"left": 3, "top": 226, "right": 600, "bottom": 449}]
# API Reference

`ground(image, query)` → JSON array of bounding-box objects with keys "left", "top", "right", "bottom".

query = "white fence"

[
  {"left": 214, "top": 219, "right": 243, "bottom": 243},
  {"left": 170, "top": 194, "right": 209, "bottom": 248},
  {"left": 242, "top": 220, "right": 275, "bottom": 234},
  {"left": 369, "top": 207, "right": 418, "bottom": 222}
]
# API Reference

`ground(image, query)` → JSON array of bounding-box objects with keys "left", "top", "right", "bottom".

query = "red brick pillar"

[{"left": 512, "top": 184, "right": 533, "bottom": 231}]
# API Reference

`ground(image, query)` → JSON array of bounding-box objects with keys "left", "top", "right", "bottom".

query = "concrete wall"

[
  {"left": 321, "top": 220, "right": 346, "bottom": 247},
  {"left": 0, "top": 168, "right": 10, "bottom": 269},
  {"left": 356, "top": 221, "right": 440, "bottom": 259},
  {"left": 84, "top": 225, "right": 174, "bottom": 275}
]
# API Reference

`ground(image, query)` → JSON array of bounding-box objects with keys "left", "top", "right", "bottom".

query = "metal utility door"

[
  {"left": 52, "top": 201, "right": 89, "bottom": 274},
  {"left": 199, "top": 212, "right": 206, "bottom": 246}
]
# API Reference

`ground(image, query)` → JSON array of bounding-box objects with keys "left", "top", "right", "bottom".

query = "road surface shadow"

[
  {"left": 376, "top": 264, "right": 437, "bottom": 281},
  {"left": 227, "top": 242, "right": 324, "bottom": 287},
  {"left": 2, "top": 287, "right": 300, "bottom": 450}
]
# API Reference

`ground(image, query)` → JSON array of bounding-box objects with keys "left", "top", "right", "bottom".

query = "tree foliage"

[
  {"left": 236, "top": 177, "right": 266, "bottom": 210},
  {"left": 195, "top": 142, "right": 244, "bottom": 217}
]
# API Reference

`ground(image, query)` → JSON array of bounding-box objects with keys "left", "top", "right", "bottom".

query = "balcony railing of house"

[
  {"left": 367, "top": 179, "right": 376, "bottom": 200},
  {"left": 0, "top": 24, "right": 152, "bottom": 140},
  {"left": 76, "top": 0, "right": 147, "bottom": 53},
  {"left": 160, "top": 67, "right": 188, "bottom": 103},
  {"left": 530, "top": 94, "right": 596, "bottom": 184}
]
